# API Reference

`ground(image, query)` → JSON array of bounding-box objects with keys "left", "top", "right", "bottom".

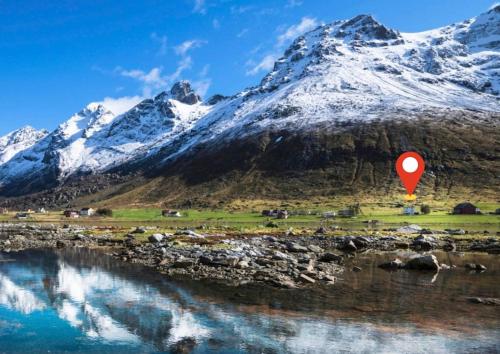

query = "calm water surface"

[{"left": 0, "top": 248, "right": 499, "bottom": 353}]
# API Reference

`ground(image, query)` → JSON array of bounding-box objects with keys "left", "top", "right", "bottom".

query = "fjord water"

[{"left": 0, "top": 249, "right": 498, "bottom": 353}]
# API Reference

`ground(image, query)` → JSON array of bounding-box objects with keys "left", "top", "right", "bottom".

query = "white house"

[{"left": 79, "top": 208, "right": 95, "bottom": 217}]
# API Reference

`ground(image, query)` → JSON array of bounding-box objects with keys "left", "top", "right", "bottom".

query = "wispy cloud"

[
  {"left": 193, "top": 0, "right": 206, "bottom": 14},
  {"left": 98, "top": 96, "right": 143, "bottom": 115},
  {"left": 246, "top": 17, "right": 318, "bottom": 76},
  {"left": 237, "top": 28, "right": 249, "bottom": 38},
  {"left": 212, "top": 18, "right": 220, "bottom": 29},
  {"left": 116, "top": 67, "right": 167, "bottom": 96},
  {"left": 174, "top": 39, "right": 207, "bottom": 56},
  {"left": 230, "top": 5, "right": 253, "bottom": 15},
  {"left": 150, "top": 32, "right": 168, "bottom": 56},
  {"left": 277, "top": 17, "right": 318, "bottom": 46},
  {"left": 286, "top": 0, "right": 303, "bottom": 8},
  {"left": 246, "top": 55, "right": 277, "bottom": 76}
]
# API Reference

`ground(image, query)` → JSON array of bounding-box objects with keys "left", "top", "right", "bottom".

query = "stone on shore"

[{"left": 405, "top": 255, "right": 440, "bottom": 271}]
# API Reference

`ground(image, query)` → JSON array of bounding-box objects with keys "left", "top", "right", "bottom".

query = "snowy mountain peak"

[
  {"left": 337, "top": 14, "right": 400, "bottom": 41},
  {"left": 455, "top": 4, "right": 500, "bottom": 51},
  {"left": 170, "top": 81, "right": 201, "bottom": 105},
  {"left": 0, "top": 126, "right": 48, "bottom": 165}
]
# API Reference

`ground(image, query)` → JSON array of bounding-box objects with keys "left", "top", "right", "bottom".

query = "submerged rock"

[
  {"left": 378, "top": 258, "right": 405, "bottom": 270},
  {"left": 405, "top": 255, "right": 440, "bottom": 271}
]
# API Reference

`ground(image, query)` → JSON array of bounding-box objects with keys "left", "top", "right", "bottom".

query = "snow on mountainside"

[
  {"left": 0, "top": 126, "right": 47, "bottom": 165},
  {"left": 0, "top": 82, "right": 210, "bottom": 186},
  {"left": 0, "top": 7, "right": 499, "bottom": 190}
]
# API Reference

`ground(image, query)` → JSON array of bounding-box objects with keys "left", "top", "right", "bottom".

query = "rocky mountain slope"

[{"left": 0, "top": 6, "right": 499, "bottom": 207}]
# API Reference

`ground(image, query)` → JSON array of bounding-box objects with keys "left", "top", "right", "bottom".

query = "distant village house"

[
  {"left": 452, "top": 202, "right": 480, "bottom": 215},
  {"left": 262, "top": 209, "right": 289, "bottom": 219},
  {"left": 37, "top": 207, "right": 47, "bottom": 214},
  {"left": 162, "top": 209, "right": 181, "bottom": 217},
  {"left": 79, "top": 208, "right": 95, "bottom": 217},
  {"left": 64, "top": 210, "right": 79, "bottom": 218},
  {"left": 322, "top": 211, "right": 336, "bottom": 218},
  {"left": 15, "top": 212, "right": 30, "bottom": 219},
  {"left": 403, "top": 206, "right": 416, "bottom": 215},
  {"left": 0, "top": 207, "right": 8, "bottom": 215}
]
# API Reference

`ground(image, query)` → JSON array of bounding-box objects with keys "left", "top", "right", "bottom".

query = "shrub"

[
  {"left": 96, "top": 208, "right": 113, "bottom": 217},
  {"left": 420, "top": 204, "right": 431, "bottom": 214}
]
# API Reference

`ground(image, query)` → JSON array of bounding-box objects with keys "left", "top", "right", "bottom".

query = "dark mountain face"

[{"left": 0, "top": 8, "right": 499, "bottom": 207}]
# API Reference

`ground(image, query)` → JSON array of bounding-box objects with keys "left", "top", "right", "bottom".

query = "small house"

[
  {"left": 261, "top": 210, "right": 272, "bottom": 217},
  {"left": 403, "top": 206, "right": 416, "bottom": 215},
  {"left": 36, "top": 207, "right": 47, "bottom": 214},
  {"left": 15, "top": 212, "right": 30, "bottom": 219},
  {"left": 0, "top": 207, "right": 8, "bottom": 215},
  {"left": 79, "top": 208, "right": 95, "bottom": 217},
  {"left": 276, "top": 210, "right": 289, "bottom": 219},
  {"left": 338, "top": 209, "right": 355, "bottom": 217},
  {"left": 64, "top": 210, "right": 79, "bottom": 218},
  {"left": 162, "top": 209, "right": 181, "bottom": 217},
  {"left": 452, "top": 202, "right": 480, "bottom": 215},
  {"left": 322, "top": 211, "right": 336, "bottom": 218}
]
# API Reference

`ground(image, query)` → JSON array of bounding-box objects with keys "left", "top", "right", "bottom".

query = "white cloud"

[
  {"left": 212, "top": 19, "right": 220, "bottom": 29},
  {"left": 277, "top": 17, "right": 318, "bottom": 46},
  {"left": 230, "top": 5, "right": 253, "bottom": 14},
  {"left": 246, "top": 17, "right": 318, "bottom": 76},
  {"left": 246, "top": 54, "right": 277, "bottom": 76},
  {"left": 192, "top": 79, "right": 212, "bottom": 97},
  {"left": 237, "top": 28, "right": 249, "bottom": 38},
  {"left": 117, "top": 67, "right": 168, "bottom": 96},
  {"left": 174, "top": 39, "right": 207, "bottom": 56},
  {"left": 286, "top": 0, "right": 303, "bottom": 8},
  {"left": 167, "top": 56, "right": 193, "bottom": 83},
  {"left": 98, "top": 96, "right": 143, "bottom": 115},
  {"left": 150, "top": 32, "right": 168, "bottom": 56},
  {"left": 193, "top": 0, "right": 206, "bottom": 14}
]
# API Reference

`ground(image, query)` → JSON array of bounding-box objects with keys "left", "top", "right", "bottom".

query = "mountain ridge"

[{"left": 1, "top": 7, "right": 499, "bottom": 207}]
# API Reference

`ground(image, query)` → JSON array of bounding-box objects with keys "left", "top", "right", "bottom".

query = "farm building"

[
  {"left": 80, "top": 208, "right": 95, "bottom": 216},
  {"left": 262, "top": 209, "right": 289, "bottom": 219},
  {"left": 276, "top": 210, "right": 289, "bottom": 219},
  {"left": 338, "top": 209, "right": 355, "bottom": 217},
  {"left": 0, "top": 207, "right": 8, "bottom": 214},
  {"left": 64, "top": 210, "right": 79, "bottom": 218},
  {"left": 452, "top": 203, "right": 480, "bottom": 215},
  {"left": 322, "top": 211, "right": 336, "bottom": 218},
  {"left": 403, "top": 206, "right": 416, "bottom": 215},
  {"left": 162, "top": 209, "right": 181, "bottom": 217},
  {"left": 37, "top": 207, "right": 47, "bottom": 214}
]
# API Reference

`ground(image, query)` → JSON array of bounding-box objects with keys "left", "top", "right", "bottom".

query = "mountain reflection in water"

[{"left": 0, "top": 248, "right": 499, "bottom": 353}]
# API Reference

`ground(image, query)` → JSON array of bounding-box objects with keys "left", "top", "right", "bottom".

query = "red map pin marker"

[{"left": 396, "top": 152, "right": 425, "bottom": 195}]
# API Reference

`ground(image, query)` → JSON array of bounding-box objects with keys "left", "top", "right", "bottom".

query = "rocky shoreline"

[{"left": 0, "top": 223, "right": 499, "bottom": 289}]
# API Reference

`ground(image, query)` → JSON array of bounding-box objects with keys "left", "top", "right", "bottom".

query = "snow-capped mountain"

[
  {"left": 0, "top": 82, "right": 211, "bottom": 188},
  {"left": 0, "top": 126, "right": 47, "bottom": 165},
  {"left": 0, "top": 6, "right": 498, "bottom": 201}
]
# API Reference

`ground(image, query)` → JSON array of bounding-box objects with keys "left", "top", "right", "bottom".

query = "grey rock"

[
  {"left": 405, "top": 255, "right": 440, "bottom": 271},
  {"left": 379, "top": 258, "right": 405, "bottom": 269},
  {"left": 148, "top": 234, "right": 165, "bottom": 243}
]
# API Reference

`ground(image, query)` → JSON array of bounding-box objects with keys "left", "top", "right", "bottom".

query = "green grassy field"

[{"left": 1, "top": 203, "right": 498, "bottom": 233}]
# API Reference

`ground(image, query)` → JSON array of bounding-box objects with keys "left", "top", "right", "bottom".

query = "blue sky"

[{"left": 0, "top": 0, "right": 497, "bottom": 135}]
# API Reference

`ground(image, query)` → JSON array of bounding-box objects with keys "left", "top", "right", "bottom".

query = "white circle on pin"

[{"left": 402, "top": 157, "right": 418, "bottom": 173}]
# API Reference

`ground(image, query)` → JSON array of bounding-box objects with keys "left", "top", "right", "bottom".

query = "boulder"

[
  {"left": 298, "top": 274, "right": 316, "bottom": 284},
  {"left": 397, "top": 224, "right": 422, "bottom": 234},
  {"left": 286, "top": 242, "right": 309, "bottom": 253},
  {"left": 343, "top": 240, "right": 357, "bottom": 252},
  {"left": 378, "top": 258, "right": 405, "bottom": 270},
  {"left": 405, "top": 255, "right": 440, "bottom": 271},
  {"left": 319, "top": 252, "right": 343, "bottom": 263},
  {"left": 133, "top": 227, "right": 146, "bottom": 234},
  {"left": 148, "top": 234, "right": 165, "bottom": 243},
  {"left": 307, "top": 245, "right": 323, "bottom": 253}
]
